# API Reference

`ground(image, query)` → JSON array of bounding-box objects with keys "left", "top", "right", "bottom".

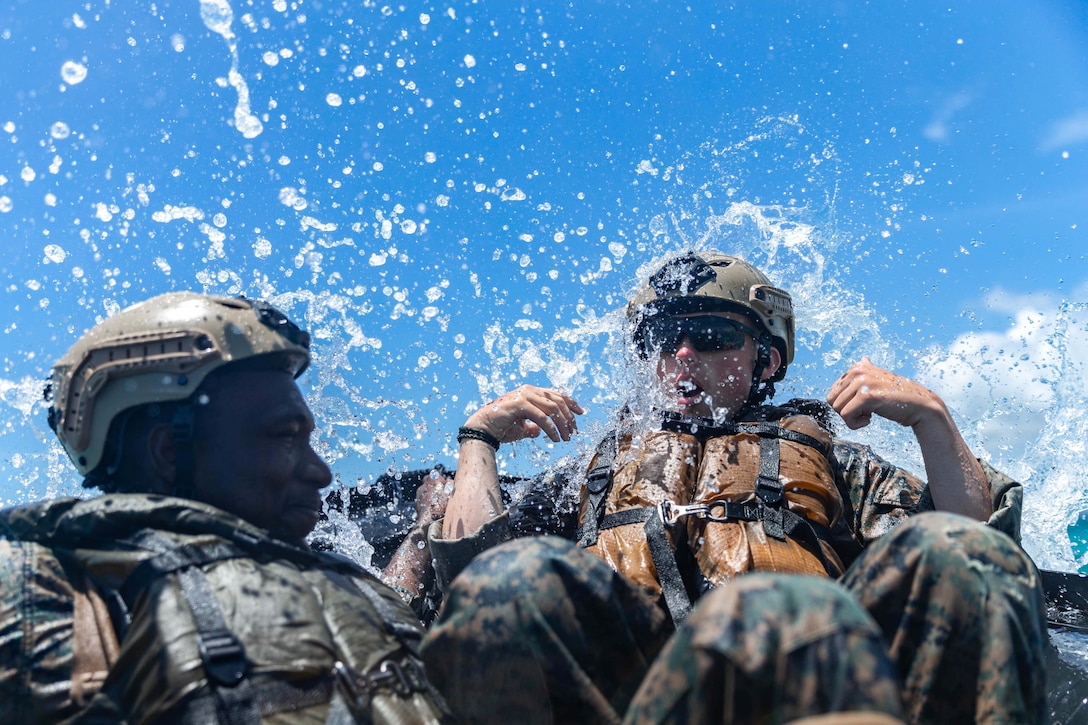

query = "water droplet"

[
  {"left": 60, "top": 61, "right": 87, "bottom": 85},
  {"left": 43, "top": 245, "right": 66, "bottom": 263}
]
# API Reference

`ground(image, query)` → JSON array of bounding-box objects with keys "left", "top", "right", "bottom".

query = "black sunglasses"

[{"left": 635, "top": 316, "right": 757, "bottom": 359}]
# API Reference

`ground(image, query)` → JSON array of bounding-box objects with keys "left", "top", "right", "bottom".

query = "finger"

[
  {"left": 519, "top": 420, "right": 543, "bottom": 439},
  {"left": 826, "top": 365, "right": 859, "bottom": 400},
  {"left": 826, "top": 377, "right": 857, "bottom": 411},
  {"left": 845, "top": 412, "right": 873, "bottom": 430},
  {"left": 563, "top": 394, "right": 586, "bottom": 416},
  {"left": 835, "top": 394, "right": 877, "bottom": 430},
  {"left": 533, "top": 391, "right": 580, "bottom": 441}
]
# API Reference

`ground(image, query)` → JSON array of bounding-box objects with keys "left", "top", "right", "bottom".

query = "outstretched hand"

[
  {"left": 826, "top": 356, "right": 942, "bottom": 431},
  {"left": 464, "top": 385, "right": 585, "bottom": 444}
]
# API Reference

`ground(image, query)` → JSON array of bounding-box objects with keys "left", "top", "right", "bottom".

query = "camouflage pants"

[{"left": 421, "top": 512, "right": 1047, "bottom": 724}]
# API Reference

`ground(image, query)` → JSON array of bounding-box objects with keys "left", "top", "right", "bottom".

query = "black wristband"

[{"left": 457, "top": 426, "right": 501, "bottom": 451}]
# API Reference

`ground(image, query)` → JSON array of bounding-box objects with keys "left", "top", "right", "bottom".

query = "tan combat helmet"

[
  {"left": 47, "top": 292, "right": 311, "bottom": 477},
  {"left": 628, "top": 251, "right": 795, "bottom": 382}
]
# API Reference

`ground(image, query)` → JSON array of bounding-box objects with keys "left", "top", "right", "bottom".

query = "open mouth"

[{"left": 675, "top": 378, "right": 704, "bottom": 402}]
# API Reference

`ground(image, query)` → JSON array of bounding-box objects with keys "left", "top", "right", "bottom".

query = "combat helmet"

[
  {"left": 46, "top": 292, "right": 311, "bottom": 480},
  {"left": 628, "top": 251, "right": 794, "bottom": 380}
]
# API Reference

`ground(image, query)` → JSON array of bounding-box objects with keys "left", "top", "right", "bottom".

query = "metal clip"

[
  {"left": 659, "top": 500, "right": 705, "bottom": 526},
  {"left": 702, "top": 501, "right": 734, "bottom": 522},
  {"left": 660, "top": 499, "right": 735, "bottom": 526},
  {"left": 333, "top": 661, "right": 371, "bottom": 716}
]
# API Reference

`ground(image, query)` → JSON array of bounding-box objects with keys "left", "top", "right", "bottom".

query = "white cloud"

[
  {"left": 916, "top": 285, "right": 1088, "bottom": 569},
  {"left": 1040, "top": 109, "right": 1088, "bottom": 153},
  {"left": 922, "top": 91, "right": 974, "bottom": 143}
]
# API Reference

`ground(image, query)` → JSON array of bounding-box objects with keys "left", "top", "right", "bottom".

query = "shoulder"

[{"left": 747, "top": 398, "right": 839, "bottom": 434}]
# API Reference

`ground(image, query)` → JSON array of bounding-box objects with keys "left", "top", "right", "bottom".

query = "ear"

[
  {"left": 759, "top": 346, "right": 783, "bottom": 382},
  {"left": 146, "top": 423, "right": 177, "bottom": 494}
]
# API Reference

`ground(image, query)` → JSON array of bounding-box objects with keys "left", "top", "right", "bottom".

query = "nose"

[
  {"left": 302, "top": 445, "right": 333, "bottom": 489},
  {"left": 673, "top": 336, "right": 699, "bottom": 361}
]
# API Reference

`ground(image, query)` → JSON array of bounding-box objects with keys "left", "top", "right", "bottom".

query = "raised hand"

[
  {"left": 827, "top": 356, "right": 991, "bottom": 520},
  {"left": 827, "top": 356, "right": 941, "bottom": 431},
  {"left": 464, "top": 385, "right": 584, "bottom": 444}
]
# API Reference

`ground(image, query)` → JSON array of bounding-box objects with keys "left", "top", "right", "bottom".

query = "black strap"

[
  {"left": 755, "top": 436, "right": 786, "bottom": 539},
  {"left": 658, "top": 415, "right": 830, "bottom": 454},
  {"left": 577, "top": 434, "right": 618, "bottom": 547},
  {"left": 644, "top": 507, "right": 693, "bottom": 626},
  {"left": 772, "top": 508, "right": 841, "bottom": 578},
  {"left": 127, "top": 530, "right": 259, "bottom": 725},
  {"left": 743, "top": 422, "right": 829, "bottom": 454},
  {"left": 599, "top": 507, "right": 656, "bottom": 530},
  {"left": 347, "top": 574, "right": 453, "bottom": 720}
]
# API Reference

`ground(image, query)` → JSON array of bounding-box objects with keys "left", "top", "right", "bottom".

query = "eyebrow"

[{"left": 264, "top": 407, "right": 316, "bottom": 431}]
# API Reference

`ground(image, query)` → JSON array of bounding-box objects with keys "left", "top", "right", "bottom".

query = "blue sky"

[{"left": 1, "top": 0, "right": 1086, "bottom": 569}]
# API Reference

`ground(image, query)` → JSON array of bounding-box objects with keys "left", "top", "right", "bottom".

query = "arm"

[
  {"left": 827, "top": 357, "right": 992, "bottom": 521},
  {"left": 382, "top": 469, "right": 454, "bottom": 618},
  {"left": 443, "top": 385, "right": 584, "bottom": 539}
]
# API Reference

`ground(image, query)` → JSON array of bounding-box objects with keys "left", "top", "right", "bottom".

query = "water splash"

[{"left": 199, "top": 0, "right": 263, "bottom": 138}]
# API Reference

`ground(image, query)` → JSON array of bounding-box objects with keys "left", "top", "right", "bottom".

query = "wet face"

[
  {"left": 189, "top": 369, "right": 332, "bottom": 544},
  {"left": 654, "top": 312, "right": 781, "bottom": 421}
]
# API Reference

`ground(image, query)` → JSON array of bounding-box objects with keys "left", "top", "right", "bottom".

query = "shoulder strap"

[
  {"left": 124, "top": 530, "right": 261, "bottom": 725},
  {"left": 341, "top": 568, "right": 453, "bottom": 720},
  {"left": 577, "top": 432, "right": 619, "bottom": 547}
]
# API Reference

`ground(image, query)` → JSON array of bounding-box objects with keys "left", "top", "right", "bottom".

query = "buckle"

[
  {"left": 334, "top": 661, "right": 370, "bottom": 714},
  {"left": 199, "top": 630, "right": 248, "bottom": 687},
  {"left": 585, "top": 466, "right": 611, "bottom": 494},
  {"left": 335, "top": 657, "right": 428, "bottom": 705},
  {"left": 659, "top": 500, "right": 702, "bottom": 526}
]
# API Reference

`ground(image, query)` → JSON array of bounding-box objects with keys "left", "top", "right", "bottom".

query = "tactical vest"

[
  {"left": 0, "top": 494, "right": 450, "bottom": 725},
  {"left": 576, "top": 414, "right": 843, "bottom": 625}
]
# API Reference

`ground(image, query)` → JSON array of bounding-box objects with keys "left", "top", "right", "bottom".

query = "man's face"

[
  {"left": 653, "top": 312, "right": 780, "bottom": 421},
  {"left": 190, "top": 369, "right": 331, "bottom": 544}
]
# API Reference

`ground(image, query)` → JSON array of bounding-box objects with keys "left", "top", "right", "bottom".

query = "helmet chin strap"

[
  {"left": 736, "top": 334, "right": 775, "bottom": 420},
  {"left": 171, "top": 404, "right": 196, "bottom": 499}
]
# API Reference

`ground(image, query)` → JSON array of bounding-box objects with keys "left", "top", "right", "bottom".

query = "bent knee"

[
  {"left": 889, "top": 512, "right": 1032, "bottom": 575},
  {"left": 688, "top": 574, "right": 880, "bottom": 654}
]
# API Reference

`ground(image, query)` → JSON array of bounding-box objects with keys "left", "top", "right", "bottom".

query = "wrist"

[{"left": 457, "top": 425, "right": 501, "bottom": 450}]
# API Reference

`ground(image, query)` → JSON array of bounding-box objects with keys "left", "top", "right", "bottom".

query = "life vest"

[
  {"left": 577, "top": 413, "right": 843, "bottom": 625},
  {"left": 0, "top": 494, "right": 450, "bottom": 725}
]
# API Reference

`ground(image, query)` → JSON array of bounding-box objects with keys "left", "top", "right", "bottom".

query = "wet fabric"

[
  {"left": 423, "top": 408, "right": 1043, "bottom": 724},
  {"left": 424, "top": 514, "right": 1046, "bottom": 724},
  {"left": 0, "top": 494, "right": 447, "bottom": 724},
  {"left": 579, "top": 417, "right": 845, "bottom": 598}
]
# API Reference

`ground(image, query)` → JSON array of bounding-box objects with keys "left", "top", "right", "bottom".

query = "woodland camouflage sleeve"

[
  {"left": 427, "top": 511, "right": 514, "bottom": 593},
  {"left": 831, "top": 440, "right": 928, "bottom": 549},
  {"left": 831, "top": 440, "right": 1024, "bottom": 548}
]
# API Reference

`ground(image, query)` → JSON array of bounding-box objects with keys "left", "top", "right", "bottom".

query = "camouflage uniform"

[
  {"left": 0, "top": 494, "right": 449, "bottom": 724},
  {"left": 421, "top": 432, "right": 1048, "bottom": 725}
]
